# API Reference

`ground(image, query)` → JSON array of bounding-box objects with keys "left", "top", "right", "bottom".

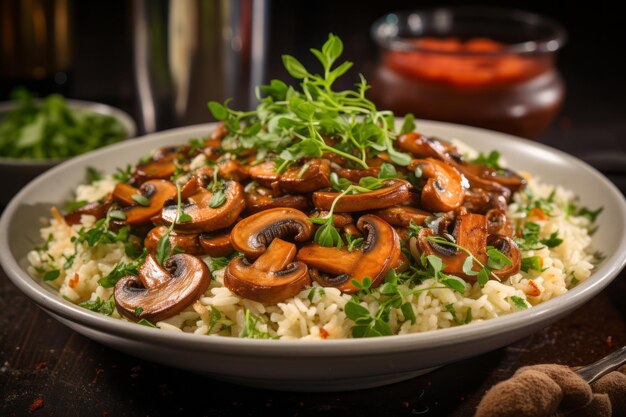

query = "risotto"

[{"left": 26, "top": 34, "right": 602, "bottom": 340}]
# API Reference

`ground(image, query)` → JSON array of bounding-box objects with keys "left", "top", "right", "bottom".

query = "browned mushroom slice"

[
  {"left": 486, "top": 209, "right": 514, "bottom": 237},
  {"left": 487, "top": 234, "right": 521, "bottom": 278},
  {"left": 122, "top": 180, "right": 177, "bottom": 226},
  {"left": 245, "top": 185, "right": 309, "bottom": 214},
  {"left": 410, "top": 158, "right": 464, "bottom": 212},
  {"left": 416, "top": 213, "right": 488, "bottom": 281},
  {"left": 397, "top": 132, "right": 456, "bottom": 160},
  {"left": 144, "top": 226, "right": 203, "bottom": 255},
  {"left": 279, "top": 158, "right": 331, "bottom": 193},
  {"left": 312, "top": 179, "right": 412, "bottom": 213},
  {"left": 372, "top": 206, "right": 430, "bottom": 227},
  {"left": 297, "top": 214, "right": 401, "bottom": 293},
  {"left": 224, "top": 238, "right": 310, "bottom": 303},
  {"left": 131, "top": 149, "right": 178, "bottom": 185},
  {"left": 248, "top": 160, "right": 279, "bottom": 187},
  {"left": 111, "top": 182, "right": 141, "bottom": 206},
  {"left": 64, "top": 198, "right": 113, "bottom": 225},
  {"left": 452, "top": 162, "right": 513, "bottom": 201},
  {"left": 198, "top": 230, "right": 234, "bottom": 257},
  {"left": 161, "top": 180, "right": 245, "bottom": 233},
  {"left": 218, "top": 160, "right": 250, "bottom": 182},
  {"left": 230, "top": 207, "right": 314, "bottom": 258},
  {"left": 456, "top": 160, "right": 526, "bottom": 194},
  {"left": 309, "top": 211, "right": 353, "bottom": 227},
  {"left": 335, "top": 166, "right": 380, "bottom": 182},
  {"left": 114, "top": 253, "right": 211, "bottom": 323}
]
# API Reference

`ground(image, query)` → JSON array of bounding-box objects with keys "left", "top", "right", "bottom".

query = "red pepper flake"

[
  {"left": 528, "top": 207, "right": 548, "bottom": 220},
  {"left": 92, "top": 368, "right": 104, "bottom": 384},
  {"left": 34, "top": 361, "right": 47, "bottom": 370},
  {"left": 606, "top": 336, "right": 614, "bottom": 348},
  {"left": 402, "top": 401, "right": 410, "bottom": 408},
  {"left": 68, "top": 273, "right": 80, "bottom": 289},
  {"left": 28, "top": 396, "right": 44, "bottom": 413},
  {"left": 102, "top": 411, "right": 109, "bottom": 417},
  {"left": 319, "top": 328, "right": 329, "bottom": 339},
  {"left": 526, "top": 280, "right": 542, "bottom": 297}
]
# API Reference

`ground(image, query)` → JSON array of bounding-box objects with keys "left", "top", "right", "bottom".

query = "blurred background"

[{"left": 1, "top": 0, "right": 624, "bottom": 180}]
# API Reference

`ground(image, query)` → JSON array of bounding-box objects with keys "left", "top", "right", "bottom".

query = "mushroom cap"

[
  {"left": 114, "top": 253, "right": 211, "bottom": 323},
  {"left": 130, "top": 147, "right": 178, "bottom": 185},
  {"left": 312, "top": 179, "right": 412, "bottom": 212},
  {"left": 487, "top": 234, "right": 521, "bottom": 278},
  {"left": 230, "top": 207, "right": 314, "bottom": 258},
  {"left": 224, "top": 238, "right": 310, "bottom": 303},
  {"left": 372, "top": 206, "right": 430, "bottom": 227},
  {"left": 416, "top": 213, "right": 488, "bottom": 281},
  {"left": 112, "top": 182, "right": 141, "bottom": 206},
  {"left": 198, "top": 230, "right": 234, "bottom": 257},
  {"left": 144, "top": 225, "right": 203, "bottom": 255},
  {"left": 248, "top": 160, "right": 279, "bottom": 187},
  {"left": 297, "top": 214, "right": 401, "bottom": 293},
  {"left": 397, "top": 132, "right": 453, "bottom": 161},
  {"left": 64, "top": 198, "right": 112, "bottom": 225},
  {"left": 122, "top": 180, "right": 178, "bottom": 226},
  {"left": 244, "top": 187, "right": 309, "bottom": 214},
  {"left": 279, "top": 158, "right": 331, "bottom": 193},
  {"left": 410, "top": 158, "right": 464, "bottom": 212},
  {"left": 161, "top": 180, "right": 246, "bottom": 233}
]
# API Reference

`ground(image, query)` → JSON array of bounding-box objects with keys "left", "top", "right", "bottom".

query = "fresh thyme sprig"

[{"left": 208, "top": 34, "right": 412, "bottom": 172}]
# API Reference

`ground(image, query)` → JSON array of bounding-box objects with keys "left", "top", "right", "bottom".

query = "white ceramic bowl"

[
  {"left": 1, "top": 121, "right": 625, "bottom": 392},
  {"left": 0, "top": 99, "right": 137, "bottom": 205}
]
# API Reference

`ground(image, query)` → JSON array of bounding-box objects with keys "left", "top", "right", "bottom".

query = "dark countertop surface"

[{"left": 2, "top": 2, "right": 626, "bottom": 416}]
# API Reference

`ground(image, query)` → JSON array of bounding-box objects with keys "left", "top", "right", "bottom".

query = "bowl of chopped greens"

[{"left": 0, "top": 90, "right": 136, "bottom": 205}]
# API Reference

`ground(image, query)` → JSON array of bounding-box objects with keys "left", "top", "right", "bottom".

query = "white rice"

[{"left": 27, "top": 171, "right": 599, "bottom": 340}]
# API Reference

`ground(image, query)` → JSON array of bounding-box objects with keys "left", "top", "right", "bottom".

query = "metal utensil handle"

[{"left": 575, "top": 345, "right": 626, "bottom": 384}]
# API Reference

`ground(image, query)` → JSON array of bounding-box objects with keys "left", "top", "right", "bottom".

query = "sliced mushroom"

[
  {"left": 230, "top": 207, "right": 314, "bottom": 258},
  {"left": 410, "top": 158, "right": 464, "bottom": 212},
  {"left": 309, "top": 211, "right": 353, "bottom": 228},
  {"left": 64, "top": 198, "right": 112, "bottom": 225},
  {"left": 122, "top": 180, "right": 177, "bottom": 226},
  {"left": 297, "top": 214, "right": 401, "bottom": 293},
  {"left": 248, "top": 160, "right": 279, "bottom": 187},
  {"left": 455, "top": 160, "right": 526, "bottom": 194},
  {"left": 452, "top": 162, "right": 513, "bottom": 201},
  {"left": 144, "top": 225, "right": 202, "bottom": 255},
  {"left": 198, "top": 230, "right": 234, "bottom": 257},
  {"left": 372, "top": 206, "right": 430, "bottom": 227},
  {"left": 244, "top": 184, "right": 309, "bottom": 214},
  {"left": 144, "top": 226, "right": 234, "bottom": 257},
  {"left": 397, "top": 132, "right": 456, "bottom": 161},
  {"left": 161, "top": 180, "right": 245, "bottom": 233},
  {"left": 224, "top": 238, "right": 310, "bottom": 303},
  {"left": 111, "top": 182, "right": 141, "bottom": 206},
  {"left": 335, "top": 166, "right": 380, "bottom": 182},
  {"left": 312, "top": 179, "right": 412, "bottom": 212},
  {"left": 195, "top": 161, "right": 250, "bottom": 183},
  {"left": 486, "top": 208, "right": 514, "bottom": 237},
  {"left": 131, "top": 147, "right": 178, "bottom": 186},
  {"left": 487, "top": 234, "right": 521, "bottom": 278},
  {"left": 114, "top": 253, "right": 210, "bottom": 322},
  {"left": 279, "top": 158, "right": 331, "bottom": 193},
  {"left": 416, "top": 213, "right": 488, "bottom": 280}
]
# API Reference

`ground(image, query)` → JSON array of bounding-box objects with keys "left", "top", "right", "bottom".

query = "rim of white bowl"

[{"left": 1, "top": 120, "right": 625, "bottom": 357}]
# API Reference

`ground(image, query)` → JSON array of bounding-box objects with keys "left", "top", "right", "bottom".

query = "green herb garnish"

[{"left": 0, "top": 89, "right": 127, "bottom": 159}]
